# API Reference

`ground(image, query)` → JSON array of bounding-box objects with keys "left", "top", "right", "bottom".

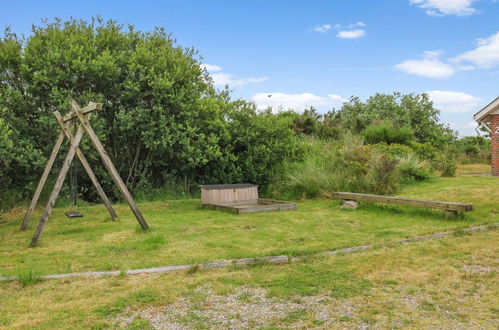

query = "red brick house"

[{"left": 474, "top": 97, "right": 499, "bottom": 176}]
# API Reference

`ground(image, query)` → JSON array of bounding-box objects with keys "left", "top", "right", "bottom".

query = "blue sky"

[{"left": 1, "top": 0, "right": 498, "bottom": 136}]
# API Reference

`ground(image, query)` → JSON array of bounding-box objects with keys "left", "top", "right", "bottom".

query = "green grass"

[
  {"left": 17, "top": 267, "right": 41, "bottom": 287},
  {"left": 0, "top": 223, "right": 496, "bottom": 328},
  {"left": 0, "top": 176, "right": 497, "bottom": 278},
  {"left": 456, "top": 163, "right": 491, "bottom": 176}
]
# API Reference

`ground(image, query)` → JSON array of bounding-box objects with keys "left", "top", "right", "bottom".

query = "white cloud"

[
  {"left": 448, "top": 121, "right": 479, "bottom": 136},
  {"left": 251, "top": 92, "right": 347, "bottom": 111},
  {"left": 211, "top": 73, "right": 269, "bottom": 87},
  {"left": 336, "top": 29, "right": 366, "bottom": 39},
  {"left": 395, "top": 58, "right": 456, "bottom": 78},
  {"left": 426, "top": 90, "right": 480, "bottom": 113},
  {"left": 202, "top": 64, "right": 268, "bottom": 87},
  {"left": 313, "top": 22, "right": 367, "bottom": 39},
  {"left": 201, "top": 64, "right": 222, "bottom": 72},
  {"left": 422, "top": 50, "right": 444, "bottom": 59},
  {"left": 410, "top": 0, "right": 478, "bottom": 16},
  {"left": 313, "top": 24, "right": 332, "bottom": 33},
  {"left": 396, "top": 31, "right": 499, "bottom": 78},
  {"left": 452, "top": 31, "right": 499, "bottom": 68}
]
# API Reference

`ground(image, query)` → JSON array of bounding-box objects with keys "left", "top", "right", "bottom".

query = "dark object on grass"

[{"left": 65, "top": 211, "right": 83, "bottom": 218}]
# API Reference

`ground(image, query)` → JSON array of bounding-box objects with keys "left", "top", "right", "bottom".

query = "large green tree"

[
  {"left": 331, "top": 93, "right": 456, "bottom": 146},
  {"left": 0, "top": 18, "right": 299, "bottom": 207}
]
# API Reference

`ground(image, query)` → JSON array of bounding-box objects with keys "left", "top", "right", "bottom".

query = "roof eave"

[{"left": 474, "top": 96, "right": 499, "bottom": 122}]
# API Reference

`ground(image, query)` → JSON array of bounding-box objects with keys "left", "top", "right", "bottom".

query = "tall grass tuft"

[{"left": 17, "top": 267, "right": 41, "bottom": 287}]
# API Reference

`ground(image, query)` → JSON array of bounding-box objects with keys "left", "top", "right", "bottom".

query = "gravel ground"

[{"left": 117, "top": 287, "right": 345, "bottom": 329}]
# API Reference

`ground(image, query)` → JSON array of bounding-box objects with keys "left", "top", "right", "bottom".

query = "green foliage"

[
  {"left": 363, "top": 121, "right": 413, "bottom": 145},
  {"left": 454, "top": 136, "right": 490, "bottom": 164},
  {"left": 337, "top": 93, "right": 456, "bottom": 147},
  {"left": 277, "top": 136, "right": 406, "bottom": 198},
  {"left": 0, "top": 18, "right": 300, "bottom": 208},
  {"left": 397, "top": 155, "right": 431, "bottom": 183},
  {"left": 409, "top": 141, "right": 438, "bottom": 161},
  {"left": 433, "top": 151, "right": 457, "bottom": 177},
  {"left": 125, "top": 318, "right": 154, "bottom": 330},
  {"left": 366, "top": 154, "right": 400, "bottom": 194},
  {"left": 0, "top": 17, "right": 461, "bottom": 208},
  {"left": 372, "top": 143, "right": 415, "bottom": 159}
]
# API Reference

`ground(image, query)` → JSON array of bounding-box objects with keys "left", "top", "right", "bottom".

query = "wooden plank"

[
  {"left": 202, "top": 203, "right": 239, "bottom": 214},
  {"left": 54, "top": 111, "right": 119, "bottom": 222},
  {"left": 20, "top": 131, "right": 65, "bottom": 231},
  {"left": 203, "top": 199, "right": 296, "bottom": 214},
  {"left": 30, "top": 118, "right": 88, "bottom": 247},
  {"left": 72, "top": 103, "right": 149, "bottom": 230},
  {"left": 201, "top": 185, "right": 258, "bottom": 204},
  {"left": 62, "top": 101, "right": 102, "bottom": 122},
  {"left": 332, "top": 192, "right": 473, "bottom": 212}
]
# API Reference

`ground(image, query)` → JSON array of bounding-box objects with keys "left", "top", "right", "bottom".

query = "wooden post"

[
  {"left": 53, "top": 111, "right": 118, "bottom": 221},
  {"left": 30, "top": 117, "right": 88, "bottom": 247},
  {"left": 20, "top": 131, "right": 65, "bottom": 231},
  {"left": 72, "top": 102, "right": 149, "bottom": 230}
]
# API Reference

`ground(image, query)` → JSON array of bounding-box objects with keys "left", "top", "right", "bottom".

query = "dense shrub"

[
  {"left": 397, "top": 155, "right": 431, "bottom": 182},
  {"left": 454, "top": 136, "right": 490, "bottom": 164},
  {"left": 372, "top": 143, "right": 415, "bottom": 159},
  {"left": 363, "top": 121, "right": 413, "bottom": 145},
  {"left": 366, "top": 154, "right": 400, "bottom": 194},
  {"left": 0, "top": 18, "right": 300, "bottom": 209},
  {"left": 275, "top": 136, "right": 412, "bottom": 199},
  {"left": 432, "top": 151, "right": 457, "bottom": 177}
]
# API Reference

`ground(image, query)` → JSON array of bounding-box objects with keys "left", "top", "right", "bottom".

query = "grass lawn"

[
  {"left": 456, "top": 163, "right": 491, "bottom": 176},
  {"left": 0, "top": 222, "right": 497, "bottom": 328},
  {"left": 0, "top": 176, "right": 498, "bottom": 278}
]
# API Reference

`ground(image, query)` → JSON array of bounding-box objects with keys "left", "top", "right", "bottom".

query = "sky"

[{"left": 1, "top": 0, "right": 498, "bottom": 136}]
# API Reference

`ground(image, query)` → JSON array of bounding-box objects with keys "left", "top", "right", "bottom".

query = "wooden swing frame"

[{"left": 21, "top": 100, "right": 149, "bottom": 247}]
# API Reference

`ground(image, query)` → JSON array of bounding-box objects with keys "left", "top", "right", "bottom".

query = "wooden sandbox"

[{"left": 200, "top": 184, "right": 296, "bottom": 214}]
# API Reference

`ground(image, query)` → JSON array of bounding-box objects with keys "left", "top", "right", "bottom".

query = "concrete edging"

[{"left": 0, "top": 223, "right": 494, "bottom": 282}]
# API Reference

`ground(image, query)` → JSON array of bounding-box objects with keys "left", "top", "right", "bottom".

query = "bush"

[
  {"left": 409, "top": 141, "right": 438, "bottom": 161},
  {"left": 397, "top": 155, "right": 431, "bottom": 183},
  {"left": 276, "top": 136, "right": 410, "bottom": 199},
  {"left": 454, "top": 136, "right": 490, "bottom": 164},
  {"left": 366, "top": 154, "right": 400, "bottom": 194},
  {"left": 433, "top": 151, "right": 457, "bottom": 177},
  {"left": 373, "top": 143, "right": 415, "bottom": 159},
  {"left": 363, "top": 122, "right": 413, "bottom": 145},
  {"left": 0, "top": 18, "right": 301, "bottom": 207}
]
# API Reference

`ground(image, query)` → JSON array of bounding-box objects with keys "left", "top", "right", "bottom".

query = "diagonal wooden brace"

[
  {"left": 30, "top": 115, "right": 89, "bottom": 247},
  {"left": 20, "top": 131, "right": 65, "bottom": 231},
  {"left": 54, "top": 111, "right": 119, "bottom": 222},
  {"left": 72, "top": 102, "right": 149, "bottom": 230}
]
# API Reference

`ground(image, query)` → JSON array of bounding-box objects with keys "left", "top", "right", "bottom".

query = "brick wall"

[{"left": 491, "top": 114, "right": 499, "bottom": 176}]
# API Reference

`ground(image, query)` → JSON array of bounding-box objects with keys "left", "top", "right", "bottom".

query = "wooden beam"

[
  {"left": 72, "top": 104, "right": 150, "bottom": 230},
  {"left": 30, "top": 116, "right": 89, "bottom": 247},
  {"left": 332, "top": 192, "right": 473, "bottom": 212},
  {"left": 62, "top": 101, "right": 102, "bottom": 122},
  {"left": 20, "top": 131, "right": 65, "bottom": 231},
  {"left": 54, "top": 111, "right": 119, "bottom": 222}
]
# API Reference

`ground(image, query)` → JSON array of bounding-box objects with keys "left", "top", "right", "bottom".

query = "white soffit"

[{"left": 474, "top": 97, "right": 499, "bottom": 122}]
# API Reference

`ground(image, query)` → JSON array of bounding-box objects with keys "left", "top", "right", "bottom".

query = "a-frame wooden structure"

[{"left": 21, "top": 100, "right": 149, "bottom": 247}]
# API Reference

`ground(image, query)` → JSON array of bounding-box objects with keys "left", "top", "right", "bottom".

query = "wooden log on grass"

[{"left": 332, "top": 192, "right": 473, "bottom": 212}]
